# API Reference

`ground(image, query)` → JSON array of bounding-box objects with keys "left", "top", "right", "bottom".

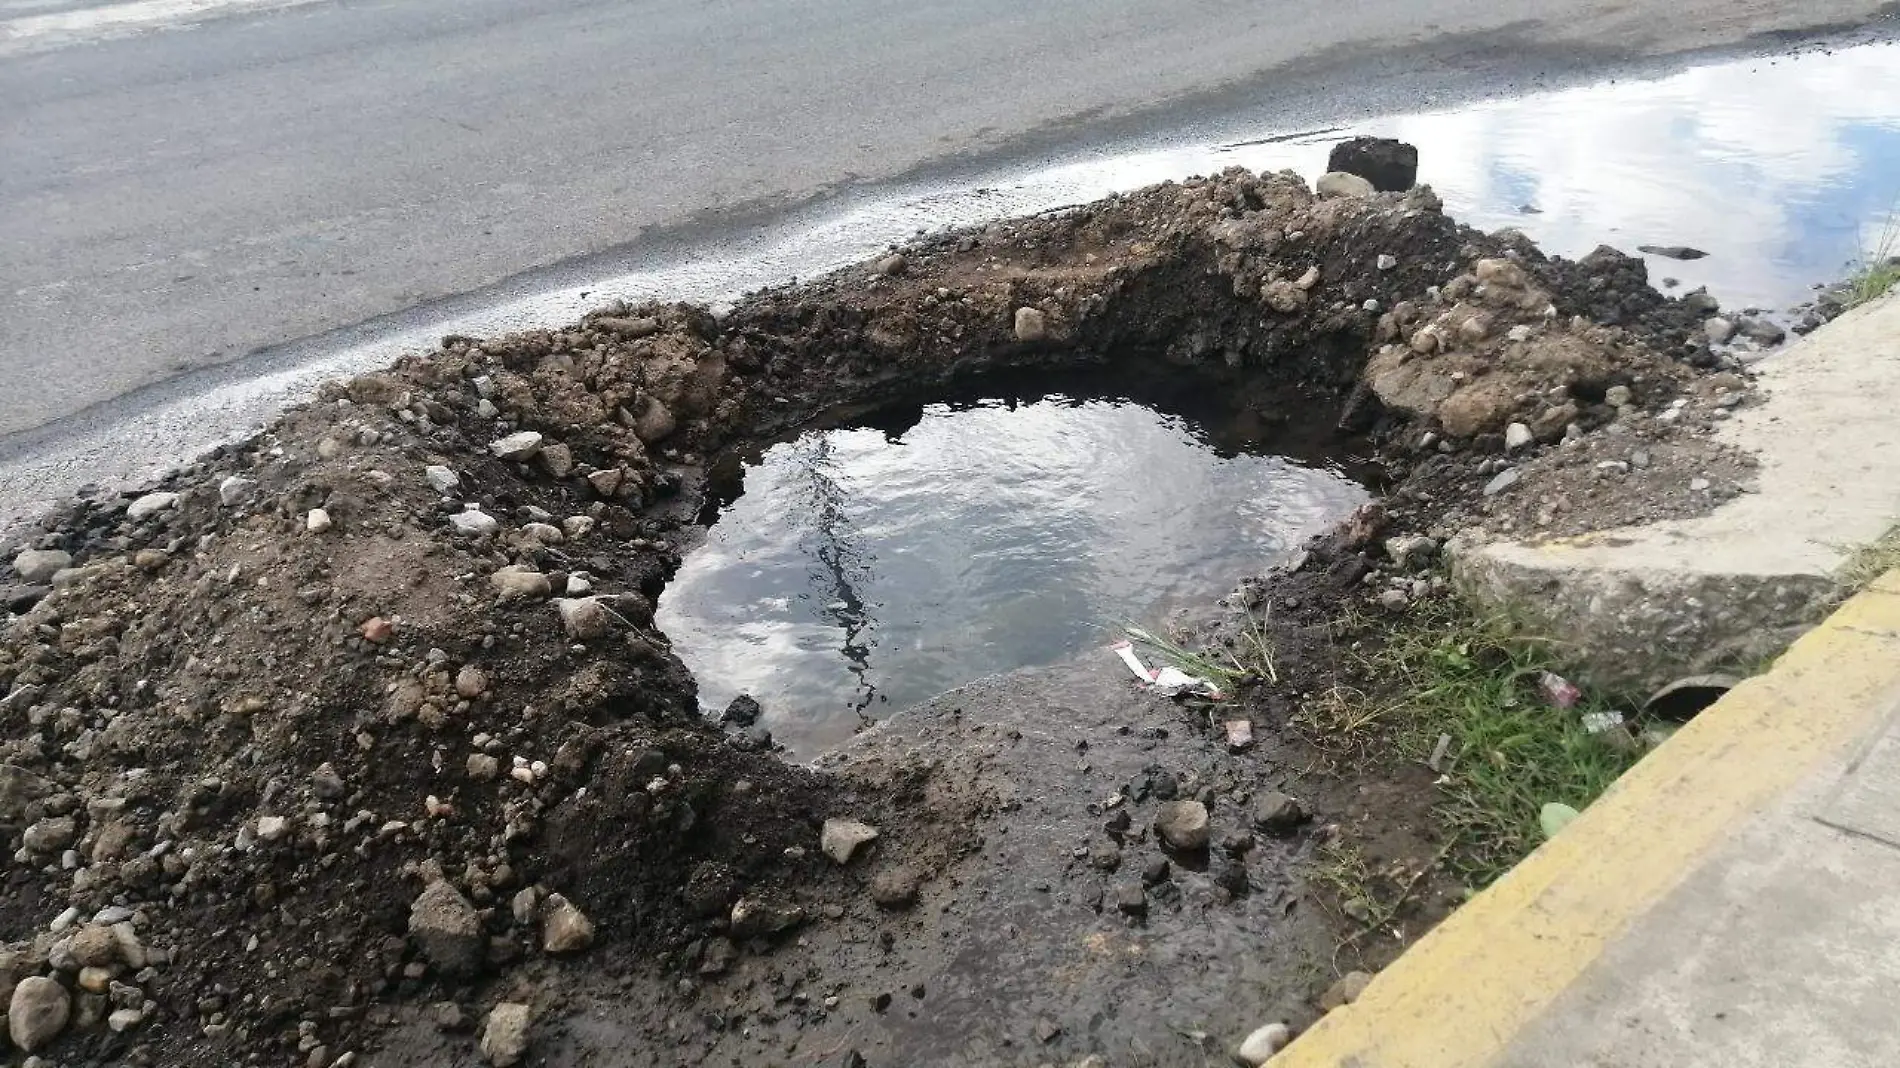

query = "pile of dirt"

[{"left": 0, "top": 165, "right": 1745, "bottom": 1066}]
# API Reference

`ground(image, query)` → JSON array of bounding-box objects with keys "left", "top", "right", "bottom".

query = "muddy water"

[{"left": 657, "top": 384, "right": 1366, "bottom": 755}]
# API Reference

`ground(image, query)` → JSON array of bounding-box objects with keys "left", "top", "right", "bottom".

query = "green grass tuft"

[
  {"left": 1319, "top": 600, "right": 1649, "bottom": 885},
  {"left": 1845, "top": 211, "right": 1900, "bottom": 309}
]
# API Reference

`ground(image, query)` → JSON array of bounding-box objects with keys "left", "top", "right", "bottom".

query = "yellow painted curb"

[{"left": 1271, "top": 573, "right": 1900, "bottom": 1068}]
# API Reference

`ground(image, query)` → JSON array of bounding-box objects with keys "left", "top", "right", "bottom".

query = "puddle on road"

[
  {"left": 656, "top": 381, "right": 1367, "bottom": 756},
  {"left": 7, "top": 40, "right": 1897, "bottom": 533}
]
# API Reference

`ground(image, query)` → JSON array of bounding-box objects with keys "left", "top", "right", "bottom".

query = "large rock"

[
  {"left": 9, "top": 975, "right": 72, "bottom": 1052},
  {"left": 481, "top": 1002, "right": 532, "bottom": 1066},
  {"left": 409, "top": 881, "right": 484, "bottom": 976},
  {"left": 11, "top": 549, "right": 71, "bottom": 584},
  {"left": 1154, "top": 800, "right": 1210, "bottom": 851},
  {"left": 1326, "top": 136, "right": 1418, "bottom": 192},
  {"left": 1320, "top": 970, "right": 1375, "bottom": 1011},
  {"left": 594, "top": 315, "right": 659, "bottom": 338}
]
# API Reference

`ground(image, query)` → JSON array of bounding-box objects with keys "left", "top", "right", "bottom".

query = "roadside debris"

[
  {"left": 1112, "top": 639, "right": 1226, "bottom": 699},
  {"left": 1539, "top": 671, "right": 1582, "bottom": 709},
  {"left": 1539, "top": 802, "right": 1582, "bottom": 839}
]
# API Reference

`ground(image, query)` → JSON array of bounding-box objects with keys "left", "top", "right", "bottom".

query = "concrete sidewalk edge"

[{"left": 1270, "top": 569, "right": 1900, "bottom": 1068}]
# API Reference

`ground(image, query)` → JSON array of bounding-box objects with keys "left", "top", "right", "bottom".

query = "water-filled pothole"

[{"left": 658, "top": 373, "right": 1369, "bottom": 756}]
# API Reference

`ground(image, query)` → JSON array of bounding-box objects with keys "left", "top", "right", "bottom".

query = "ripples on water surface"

[{"left": 657, "top": 391, "right": 1368, "bottom": 755}]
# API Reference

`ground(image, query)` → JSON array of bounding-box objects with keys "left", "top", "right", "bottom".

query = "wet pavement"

[
  {"left": 5, "top": 38, "right": 1899, "bottom": 536},
  {"left": 657, "top": 384, "right": 1365, "bottom": 756}
]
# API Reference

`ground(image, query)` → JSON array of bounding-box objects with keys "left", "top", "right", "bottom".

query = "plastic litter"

[
  {"left": 1539, "top": 801, "right": 1581, "bottom": 838},
  {"left": 1111, "top": 640, "right": 1225, "bottom": 699},
  {"left": 1537, "top": 671, "right": 1581, "bottom": 709},
  {"left": 1580, "top": 710, "right": 1625, "bottom": 735}
]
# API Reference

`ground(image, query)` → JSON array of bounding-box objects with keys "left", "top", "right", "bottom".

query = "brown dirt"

[{"left": 0, "top": 167, "right": 1744, "bottom": 1067}]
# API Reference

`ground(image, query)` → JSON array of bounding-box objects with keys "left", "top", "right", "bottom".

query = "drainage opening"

[{"left": 657, "top": 363, "right": 1373, "bottom": 756}]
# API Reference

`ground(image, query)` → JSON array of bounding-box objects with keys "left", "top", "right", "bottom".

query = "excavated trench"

[{"left": 0, "top": 167, "right": 1726, "bottom": 1068}]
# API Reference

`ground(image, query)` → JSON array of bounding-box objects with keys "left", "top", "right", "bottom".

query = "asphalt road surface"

[{"left": 1, "top": 0, "right": 1893, "bottom": 442}]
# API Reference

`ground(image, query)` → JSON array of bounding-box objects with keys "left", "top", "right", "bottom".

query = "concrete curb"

[
  {"left": 1269, "top": 567, "right": 1900, "bottom": 1067},
  {"left": 1451, "top": 291, "right": 1900, "bottom": 694}
]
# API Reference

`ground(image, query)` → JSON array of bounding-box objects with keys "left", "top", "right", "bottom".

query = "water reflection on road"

[{"left": 6, "top": 41, "right": 1895, "bottom": 534}]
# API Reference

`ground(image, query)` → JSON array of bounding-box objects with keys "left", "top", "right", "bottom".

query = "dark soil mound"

[{"left": 0, "top": 167, "right": 1735, "bottom": 1066}]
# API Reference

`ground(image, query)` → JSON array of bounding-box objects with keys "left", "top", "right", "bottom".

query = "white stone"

[
  {"left": 125, "top": 492, "right": 180, "bottom": 521},
  {"left": 12, "top": 549, "right": 71, "bottom": 584},
  {"left": 489, "top": 566, "right": 551, "bottom": 601},
  {"left": 1154, "top": 800, "right": 1210, "bottom": 850},
  {"left": 1236, "top": 1022, "right": 1292, "bottom": 1065},
  {"left": 425, "top": 465, "right": 461, "bottom": 494},
  {"left": 256, "top": 816, "right": 290, "bottom": 841},
  {"left": 820, "top": 818, "right": 880, "bottom": 864},
  {"left": 541, "top": 894, "right": 595, "bottom": 953},
  {"left": 481, "top": 1002, "right": 532, "bottom": 1067},
  {"left": 1013, "top": 306, "right": 1048, "bottom": 342},
  {"left": 218, "top": 476, "right": 258, "bottom": 508},
  {"left": 1504, "top": 422, "right": 1535, "bottom": 452},
  {"left": 555, "top": 597, "right": 612, "bottom": 640},
  {"left": 8, "top": 975, "right": 71, "bottom": 1052},
  {"left": 305, "top": 509, "right": 333, "bottom": 533},
  {"left": 1315, "top": 171, "right": 1375, "bottom": 198},
  {"left": 107, "top": 1007, "right": 144, "bottom": 1033},
  {"left": 489, "top": 431, "right": 543, "bottom": 461},
  {"left": 450, "top": 509, "right": 499, "bottom": 537}
]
